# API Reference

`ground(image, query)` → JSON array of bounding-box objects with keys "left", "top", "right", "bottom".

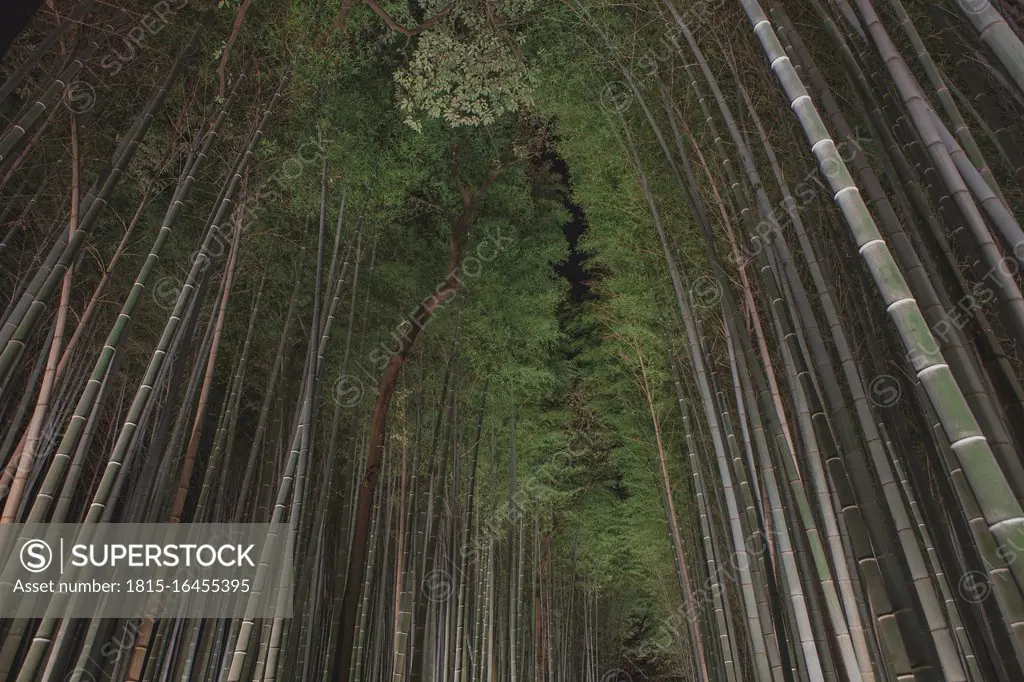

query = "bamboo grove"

[{"left": 4, "top": 0, "right": 1024, "bottom": 680}]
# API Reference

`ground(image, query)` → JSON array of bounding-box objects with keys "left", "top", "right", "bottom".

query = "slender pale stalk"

[
  {"left": 622, "top": 119, "right": 775, "bottom": 682},
  {"left": 884, "top": 0, "right": 1007, "bottom": 204},
  {"left": 22, "top": 72, "right": 246, "bottom": 526},
  {"left": 954, "top": 0, "right": 1024, "bottom": 98},
  {"left": 0, "top": 0, "right": 98, "bottom": 104},
  {"left": 0, "top": 31, "right": 200, "bottom": 394},
  {"left": 169, "top": 197, "right": 243, "bottom": 523},
  {"left": 0, "top": 40, "right": 100, "bottom": 162},
  {"left": 738, "top": 0, "right": 1024, "bottom": 660},
  {"left": 1, "top": 114, "right": 79, "bottom": 522}
]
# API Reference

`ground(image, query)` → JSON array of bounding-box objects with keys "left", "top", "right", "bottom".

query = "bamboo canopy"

[{"left": 1, "top": 0, "right": 1024, "bottom": 679}]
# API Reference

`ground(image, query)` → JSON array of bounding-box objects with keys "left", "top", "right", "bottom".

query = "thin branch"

[
  {"left": 217, "top": 0, "right": 254, "bottom": 99},
  {"left": 364, "top": 0, "right": 455, "bottom": 37},
  {"left": 410, "top": 195, "right": 454, "bottom": 222}
]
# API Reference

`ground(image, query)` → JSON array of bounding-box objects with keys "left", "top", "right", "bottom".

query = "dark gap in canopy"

[{"left": 549, "top": 154, "right": 592, "bottom": 304}]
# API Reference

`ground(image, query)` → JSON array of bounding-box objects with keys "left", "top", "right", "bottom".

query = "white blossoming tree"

[{"left": 391, "top": 0, "right": 535, "bottom": 131}]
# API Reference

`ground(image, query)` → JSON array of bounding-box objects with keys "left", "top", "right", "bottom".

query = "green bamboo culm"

[
  {"left": 735, "top": 0, "right": 1024, "bottom": 662},
  {"left": 0, "top": 29, "right": 200, "bottom": 395},
  {"left": 954, "top": 0, "right": 1024, "bottom": 98}
]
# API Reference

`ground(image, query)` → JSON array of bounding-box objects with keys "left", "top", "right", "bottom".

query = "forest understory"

[{"left": 3, "top": 0, "right": 1024, "bottom": 681}]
